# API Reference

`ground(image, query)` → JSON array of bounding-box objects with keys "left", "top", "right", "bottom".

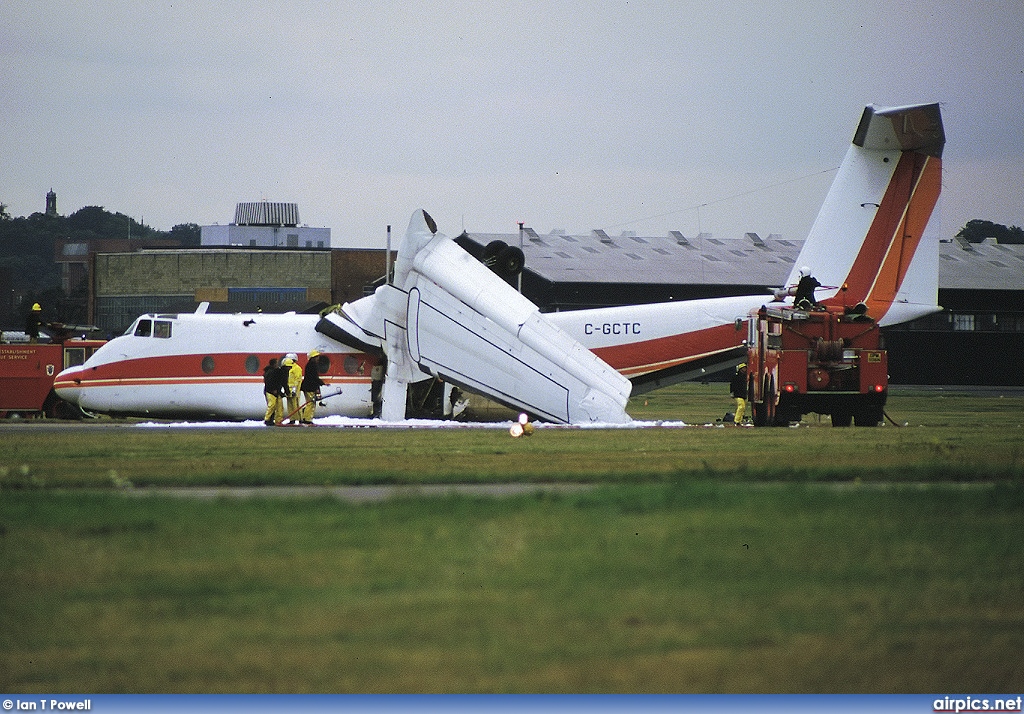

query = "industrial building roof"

[
  {"left": 466, "top": 229, "right": 799, "bottom": 286},
  {"left": 463, "top": 230, "right": 1024, "bottom": 291},
  {"left": 938, "top": 238, "right": 1024, "bottom": 290}
]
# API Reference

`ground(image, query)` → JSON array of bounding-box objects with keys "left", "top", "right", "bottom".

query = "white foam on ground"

[{"left": 135, "top": 417, "right": 693, "bottom": 429}]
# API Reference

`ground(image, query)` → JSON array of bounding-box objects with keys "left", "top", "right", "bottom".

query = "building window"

[{"left": 951, "top": 314, "right": 975, "bottom": 331}]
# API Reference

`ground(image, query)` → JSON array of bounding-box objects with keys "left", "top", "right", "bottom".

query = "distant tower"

[{"left": 45, "top": 189, "right": 57, "bottom": 216}]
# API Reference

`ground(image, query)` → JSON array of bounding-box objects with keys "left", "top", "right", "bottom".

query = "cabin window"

[
  {"left": 201, "top": 356, "right": 215, "bottom": 374},
  {"left": 134, "top": 319, "right": 152, "bottom": 337},
  {"left": 154, "top": 321, "right": 172, "bottom": 339},
  {"left": 245, "top": 355, "right": 260, "bottom": 374},
  {"left": 343, "top": 355, "right": 363, "bottom": 375}
]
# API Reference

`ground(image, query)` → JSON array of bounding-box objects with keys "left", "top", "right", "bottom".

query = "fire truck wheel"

[
  {"left": 854, "top": 405, "right": 882, "bottom": 427},
  {"left": 752, "top": 402, "right": 767, "bottom": 427},
  {"left": 831, "top": 409, "right": 853, "bottom": 427}
]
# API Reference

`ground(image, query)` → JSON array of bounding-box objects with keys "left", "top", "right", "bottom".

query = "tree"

[
  {"left": 1, "top": 205, "right": 197, "bottom": 328},
  {"left": 1004, "top": 226, "right": 1024, "bottom": 244},
  {"left": 169, "top": 223, "right": 202, "bottom": 247},
  {"left": 67, "top": 205, "right": 110, "bottom": 234},
  {"left": 956, "top": 219, "right": 1024, "bottom": 244}
]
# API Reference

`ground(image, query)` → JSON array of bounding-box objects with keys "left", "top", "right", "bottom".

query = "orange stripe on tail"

[{"left": 822, "top": 152, "right": 941, "bottom": 319}]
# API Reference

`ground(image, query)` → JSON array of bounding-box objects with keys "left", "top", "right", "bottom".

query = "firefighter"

[
  {"left": 262, "top": 358, "right": 286, "bottom": 426},
  {"left": 730, "top": 363, "right": 747, "bottom": 425},
  {"left": 300, "top": 349, "right": 325, "bottom": 425},
  {"left": 283, "top": 354, "right": 303, "bottom": 423},
  {"left": 793, "top": 266, "right": 822, "bottom": 309},
  {"left": 25, "top": 303, "right": 43, "bottom": 343}
]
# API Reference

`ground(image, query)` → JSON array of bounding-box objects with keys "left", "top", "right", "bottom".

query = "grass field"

[
  {"left": 1, "top": 384, "right": 1023, "bottom": 692},
  {"left": 2, "top": 385, "right": 1022, "bottom": 488}
]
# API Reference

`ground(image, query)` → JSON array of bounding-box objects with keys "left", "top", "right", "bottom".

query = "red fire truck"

[
  {"left": 746, "top": 303, "right": 888, "bottom": 427},
  {"left": 0, "top": 331, "right": 106, "bottom": 418}
]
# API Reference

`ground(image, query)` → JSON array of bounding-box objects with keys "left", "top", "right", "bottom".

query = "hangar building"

[{"left": 457, "top": 228, "right": 1024, "bottom": 386}]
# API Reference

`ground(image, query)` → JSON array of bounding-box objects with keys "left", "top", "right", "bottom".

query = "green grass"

[
  {"left": 2, "top": 483, "right": 1022, "bottom": 692},
  {"left": 1, "top": 384, "right": 1022, "bottom": 692},
  {"left": 1, "top": 386, "right": 1022, "bottom": 488}
]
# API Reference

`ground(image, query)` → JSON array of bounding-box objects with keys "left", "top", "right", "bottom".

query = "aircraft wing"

[
  {"left": 316, "top": 296, "right": 386, "bottom": 356},
  {"left": 343, "top": 210, "right": 632, "bottom": 424}
]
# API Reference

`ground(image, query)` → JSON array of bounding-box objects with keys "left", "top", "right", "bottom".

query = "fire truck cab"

[
  {"left": 747, "top": 303, "right": 887, "bottom": 427},
  {"left": 0, "top": 336, "right": 106, "bottom": 418}
]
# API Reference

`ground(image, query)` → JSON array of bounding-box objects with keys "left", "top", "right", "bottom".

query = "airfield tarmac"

[{"left": 120, "top": 482, "right": 598, "bottom": 502}]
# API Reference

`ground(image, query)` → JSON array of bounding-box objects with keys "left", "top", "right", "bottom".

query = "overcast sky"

[{"left": 3, "top": 1, "right": 1023, "bottom": 248}]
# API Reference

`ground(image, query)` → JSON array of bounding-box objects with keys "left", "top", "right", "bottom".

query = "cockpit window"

[
  {"left": 134, "top": 319, "right": 152, "bottom": 337},
  {"left": 154, "top": 320, "right": 172, "bottom": 338}
]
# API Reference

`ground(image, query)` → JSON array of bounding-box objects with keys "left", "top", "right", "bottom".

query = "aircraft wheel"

[
  {"left": 482, "top": 240, "right": 508, "bottom": 263},
  {"left": 496, "top": 245, "right": 525, "bottom": 277}
]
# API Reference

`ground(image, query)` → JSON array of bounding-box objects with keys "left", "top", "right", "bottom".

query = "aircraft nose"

[{"left": 53, "top": 366, "right": 83, "bottom": 406}]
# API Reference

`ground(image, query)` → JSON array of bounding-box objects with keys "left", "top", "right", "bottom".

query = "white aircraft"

[{"left": 55, "top": 102, "right": 944, "bottom": 423}]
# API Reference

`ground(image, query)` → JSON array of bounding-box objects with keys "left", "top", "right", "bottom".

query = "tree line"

[
  {"left": 955, "top": 219, "right": 1024, "bottom": 244},
  {"left": 0, "top": 203, "right": 199, "bottom": 327}
]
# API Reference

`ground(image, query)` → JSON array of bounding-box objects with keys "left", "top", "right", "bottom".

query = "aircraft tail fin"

[{"left": 787, "top": 103, "right": 944, "bottom": 324}]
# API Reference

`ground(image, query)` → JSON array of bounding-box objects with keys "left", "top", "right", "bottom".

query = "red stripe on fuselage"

[
  {"left": 592, "top": 323, "right": 742, "bottom": 376},
  {"left": 55, "top": 352, "right": 376, "bottom": 389}
]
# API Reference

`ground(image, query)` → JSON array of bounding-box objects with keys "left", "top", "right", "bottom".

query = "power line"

[{"left": 601, "top": 166, "right": 841, "bottom": 232}]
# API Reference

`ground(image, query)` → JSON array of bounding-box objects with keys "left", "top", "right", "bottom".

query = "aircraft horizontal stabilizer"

[{"left": 853, "top": 103, "right": 944, "bottom": 156}]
